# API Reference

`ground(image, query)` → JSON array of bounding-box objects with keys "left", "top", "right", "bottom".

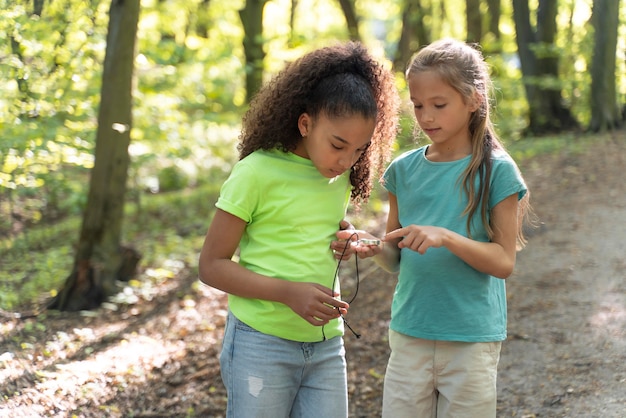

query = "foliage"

[
  {"left": 0, "top": 182, "right": 222, "bottom": 310},
  {"left": 0, "top": 0, "right": 624, "bottom": 309},
  {"left": 2, "top": 130, "right": 611, "bottom": 311}
]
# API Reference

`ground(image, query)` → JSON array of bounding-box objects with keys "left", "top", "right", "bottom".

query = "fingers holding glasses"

[{"left": 286, "top": 282, "right": 349, "bottom": 326}]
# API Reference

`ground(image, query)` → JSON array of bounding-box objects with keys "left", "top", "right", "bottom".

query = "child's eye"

[
  {"left": 435, "top": 104, "right": 447, "bottom": 109},
  {"left": 413, "top": 104, "right": 423, "bottom": 110},
  {"left": 331, "top": 144, "right": 342, "bottom": 150}
]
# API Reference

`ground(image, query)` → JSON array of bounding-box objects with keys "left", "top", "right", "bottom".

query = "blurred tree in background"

[
  {"left": 48, "top": 0, "right": 141, "bottom": 311},
  {"left": 589, "top": 0, "right": 622, "bottom": 131},
  {"left": 512, "top": 0, "right": 579, "bottom": 134},
  {"left": 0, "top": 0, "right": 625, "bottom": 311}
]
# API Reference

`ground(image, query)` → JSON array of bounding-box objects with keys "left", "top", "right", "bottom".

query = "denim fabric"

[{"left": 220, "top": 311, "right": 348, "bottom": 418}]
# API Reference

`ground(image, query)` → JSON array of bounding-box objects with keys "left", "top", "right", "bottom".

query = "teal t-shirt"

[
  {"left": 216, "top": 149, "right": 351, "bottom": 342},
  {"left": 383, "top": 145, "right": 527, "bottom": 342}
]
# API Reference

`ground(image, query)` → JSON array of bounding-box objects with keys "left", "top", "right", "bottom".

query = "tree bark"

[
  {"left": 466, "top": 0, "right": 482, "bottom": 43},
  {"left": 50, "top": 0, "right": 141, "bottom": 311},
  {"left": 589, "top": 0, "right": 621, "bottom": 132},
  {"left": 512, "top": 0, "right": 579, "bottom": 135},
  {"left": 239, "top": 0, "right": 268, "bottom": 103},
  {"left": 393, "top": 0, "right": 430, "bottom": 72},
  {"left": 32, "top": 0, "right": 44, "bottom": 16},
  {"left": 485, "top": 0, "right": 501, "bottom": 42},
  {"left": 195, "top": 0, "right": 212, "bottom": 38},
  {"left": 337, "top": 0, "right": 361, "bottom": 41},
  {"left": 289, "top": 0, "right": 298, "bottom": 47}
]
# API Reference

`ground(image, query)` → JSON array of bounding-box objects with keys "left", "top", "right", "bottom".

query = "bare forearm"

[
  {"left": 374, "top": 240, "right": 401, "bottom": 273},
  {"left": 199, "top": 259, "right": 291, "bottom": 304},
  {"left": 198, "top": 256, "right": 348, "bottom": 325},
  {"left": 442, "top": 230, "right": 516, "bottom": 279}
]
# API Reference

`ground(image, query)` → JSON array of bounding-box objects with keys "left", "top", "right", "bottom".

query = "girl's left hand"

[{"left": 385, "top": 225, "right": 448, "bottom": 254}]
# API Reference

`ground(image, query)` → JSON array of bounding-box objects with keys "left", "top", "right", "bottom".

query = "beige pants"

[{"left": 382, "top": 330, "right": 501, "bottom": 418}]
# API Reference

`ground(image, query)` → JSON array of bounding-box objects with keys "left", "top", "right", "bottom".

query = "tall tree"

[
  {"left": 485, "top": 0, "right": 501, "bottom": 42},
  {"left": 240, "top": 0, "right": 269, "bottom": 102},
  {"left": 49, "top": 0, "right": 141, "bottom": 311},
  {"left": 195, "top": 0, "right": 212, "bottom": 38},
  {"left": 393, "top": 0, "right": 431, "bottom": 72},
  {"left": 289, "top": 0, "right": 298, "bottom": 47},
  {"left": 466, "top": 0, "right": 482, "bottom": 43},
  {"left": 589, "top": 0, "right": 622, "bottom": 131},
  {"left": 337, "top": 0, "right": 361, "bottom": 41},
  {"left": 33, "top": 0, "right": 44, "bottom": 16},
  {"left": 512, "top": 0, "right": 579, "bottom": 135}
]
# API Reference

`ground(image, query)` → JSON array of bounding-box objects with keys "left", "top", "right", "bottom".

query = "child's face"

[
  {"left": 294, "top": 112, "right": 375, "bottom": 178},
  {"left": 408, "top": 70, "right": 478, "bottom": 149}
]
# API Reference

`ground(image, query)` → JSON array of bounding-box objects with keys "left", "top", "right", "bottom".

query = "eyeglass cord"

[{"left": 332, "top": 232, "right": 361, "bottom": 339}]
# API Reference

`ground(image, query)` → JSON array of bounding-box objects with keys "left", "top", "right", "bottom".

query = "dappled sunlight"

[
  {"left": 1, "top": 267, "right": 229, "bottom": 415},
  {"left": 2, "top": 332, "right": 187, "bottom": 415},
  {"left": 588, "top": 293, "right": 626, "bottom": 342}
]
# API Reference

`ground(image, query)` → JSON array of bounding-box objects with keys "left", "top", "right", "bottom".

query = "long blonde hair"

[{"left": 406, "top": 39, "right": 530, "bottom": 249}]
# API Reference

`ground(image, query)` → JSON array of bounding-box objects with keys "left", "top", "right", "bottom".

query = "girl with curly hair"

[{"left": 199, "top": 41, "right": 399, "bottom": 417}]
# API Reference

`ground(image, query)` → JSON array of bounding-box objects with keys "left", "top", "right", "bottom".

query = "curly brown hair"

[{"left": 238, "top": 41, "right": 399, "bottom": 204}]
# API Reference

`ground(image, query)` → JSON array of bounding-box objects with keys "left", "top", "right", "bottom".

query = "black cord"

[{"left": 332, "top": 232, "right": 361, "bottom": 338}]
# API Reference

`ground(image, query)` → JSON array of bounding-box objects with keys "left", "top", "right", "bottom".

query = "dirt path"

[
  {"left": 495, "top": 137, "right": 626, "bottom": 417},
  {"left": 1, "top": 135, "right": 625, "bottom": 417}
]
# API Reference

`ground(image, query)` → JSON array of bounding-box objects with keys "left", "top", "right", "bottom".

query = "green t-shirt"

[
  {"left": 383, "top": 146, "right": 527, "bottom": 342},
  {"left": 215, "top": 149, "right": 351, "bottom": 342}
]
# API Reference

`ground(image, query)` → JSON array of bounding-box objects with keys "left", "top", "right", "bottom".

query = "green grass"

[
  {"left": 0, "top": 182, "right": 222, "bottom": 311},
  {"left": 507, "top": 131, "right": 609, "bottom": 164},
  {"left": 1, "top": 131, "right": 614, "bottom": 311}
]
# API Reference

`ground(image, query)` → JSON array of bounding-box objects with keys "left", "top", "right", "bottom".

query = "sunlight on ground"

[
  {"left": 1, "top": 332, "right": 187, "bottom": 415},
  {"left": 0, "top": 282, "right": 229, "bottom": 415},
  {"left": 588, "top": 292, "right": 626, "bottom": 341}
]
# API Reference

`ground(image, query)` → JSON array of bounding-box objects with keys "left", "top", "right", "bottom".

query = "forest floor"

[{"left": 1, "top": 134, "right": 625, "bottom": 417}]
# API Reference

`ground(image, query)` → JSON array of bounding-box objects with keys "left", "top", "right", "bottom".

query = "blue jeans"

[{"left": 220, "top": 311, "right": 348, "bottom": 418}]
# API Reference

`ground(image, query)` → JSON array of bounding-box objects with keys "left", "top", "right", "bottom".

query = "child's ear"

[
  {"left": 469, "top": 92, "right": 482, "bottom": 112},
  {"left": 298, "top": 113, "right": 310, "bottom": 137}
]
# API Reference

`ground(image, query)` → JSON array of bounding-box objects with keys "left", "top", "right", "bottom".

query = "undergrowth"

[
  {"left": 0, "top": 182, "right": 222, "bottom": 312},
  {"left": 0, "top": 131, "right": 613, "bottom": 312}
]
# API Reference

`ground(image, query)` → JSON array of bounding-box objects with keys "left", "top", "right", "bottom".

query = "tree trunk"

[
  {"left": 289, "top": 0, "right": 298, "bottom": 47},
  {"left": 337, "top": 0, "right": 360, "bottom": 41},
  {"left": 49, "top": 0, "right": 141, "bottom": 312},
  {"left": 485, "top": 0, "right": 501, "bottom": 42},
  {"left": 466, "top": 0, "right": 482, "bottom": 43},
  {"left": 512, "top": 0, "right": 579, "bottom": 135},
  {"left": 589, "top": 0, "right": 621, "bottom": 132},
  {"left": 239, "top": 0, "right": 268, "bottom": 103},
  {"left": 32, "top": 0, "right": 44, "bottom": 16},
  {"left": 393, "top": 0, "right": 430, "bottom": 72},
  {"left": 195, "top": 0, "right": 212, "bottom": 38}
]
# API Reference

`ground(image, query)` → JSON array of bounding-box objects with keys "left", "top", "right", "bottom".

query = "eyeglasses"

[{"left": 332, "top": 232, "right": 362, "bottom": 339}]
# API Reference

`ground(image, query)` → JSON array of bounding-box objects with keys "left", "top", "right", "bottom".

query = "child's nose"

[
  {"left": 338, "top": 156, "right": 352, "bottom": 170},
  {"left": 420, "top": 110, "right": 434, "bottom": 122}
]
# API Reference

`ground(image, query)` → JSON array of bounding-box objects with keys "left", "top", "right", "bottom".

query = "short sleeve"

[
  {"left": 215, "top": 160, "right": 259, "bottom": 223},
  {"left": 489, "top": 154, "right": 527, "bottom": 209}
]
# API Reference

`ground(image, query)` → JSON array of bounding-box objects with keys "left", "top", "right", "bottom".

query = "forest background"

[
  {"left": 0, "top": 0, "right": 625, "bottom": 416},
  {"left": 1, "top": 0, "right": 625, "bottom": 311}
]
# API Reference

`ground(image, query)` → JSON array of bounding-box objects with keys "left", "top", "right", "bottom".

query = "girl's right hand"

[
  {"left": 283, "top": 282, "right": 349, "bottom": 326},
  {"left": 385, "top": 225, "right": 448, "bottom": 254}
]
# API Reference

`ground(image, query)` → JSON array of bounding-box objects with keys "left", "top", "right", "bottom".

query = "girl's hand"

[
  {"left": 331, "top": 219, "right": 358, "bottom": 260},
  {"left": 385, "top": 225, "right": 448, "bottom": 254},
  {"left": 331, "top": 228, "right": 382, "bottom": 260},
  {"left": 284, "top": 282, "right": 349, "bottom": 326}
]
